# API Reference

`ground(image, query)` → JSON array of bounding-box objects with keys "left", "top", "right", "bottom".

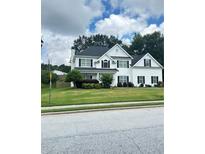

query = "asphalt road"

[{"left": 42, "top": 107, "right": 164, "bottom": 154}]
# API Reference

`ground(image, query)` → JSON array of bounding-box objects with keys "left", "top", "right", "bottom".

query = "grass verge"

[{"left": 41, "top": 101, "right": 164, "bottom": 113}]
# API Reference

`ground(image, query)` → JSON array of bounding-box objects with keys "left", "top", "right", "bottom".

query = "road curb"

[{"left": 41, "top": 104, "right": 164, "bottom": 116}]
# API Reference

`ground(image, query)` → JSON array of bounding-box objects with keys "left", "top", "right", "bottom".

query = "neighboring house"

[
  {"left": 70, "top": 44, "right": 163, "bottom": 87},
  {"left": 53, "top": 70, "right": 67, "bottom": 76}
]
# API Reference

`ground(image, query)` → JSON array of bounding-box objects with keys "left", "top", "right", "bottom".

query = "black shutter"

[
  {"left": 127, "top": 61, "right": 129, "bottom": 68},
  {"left": 79, "top": 59, "right": 81, "bottom": 67},
  {"left": 117, "top": 60, "right": 119, "bottom": 68},
  {"left": 151, "top": 76, "right": 153, "bottom": 84},
  {"left": 118, "top": 76, "right": 119, "bottom": 83},
  {"left": 101, "top": 60, "right": 103, "bottom": 68},
  {"left": 137, "top": 76, "right": 139, "bottom": 84},
  {"left": 108, "top": 61, "right": 110, "bottom": 68},
  {"left": 143, "top": 76, "right": 145, "bottom": 84},
  {"left": 91, "top": 59, "right": 93, "bottom": 67},
  {"left": 149, "top": 59, "right": 151, "bottom": 67},
  {"left": 144, "top": 59, "right": 146, "bottom": 66},
  {"left": 157, "top": 76, "right": 158, "bottom": 83},
  {"left": 127, "top": 76, "right": 129, "bottom": 83}
]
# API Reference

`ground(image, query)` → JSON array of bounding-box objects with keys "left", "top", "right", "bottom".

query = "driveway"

[{"left": 42, "top": 107, "right": 164, "bottom": 154}]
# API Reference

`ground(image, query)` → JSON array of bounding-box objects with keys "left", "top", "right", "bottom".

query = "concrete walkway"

[{"left": 42, "top": 100, "right": 164, "bottom": 110}]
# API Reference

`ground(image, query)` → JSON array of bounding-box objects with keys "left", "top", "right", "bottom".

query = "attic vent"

[{"left": 116, "top": 49, "right": 118, "bottom": 52}]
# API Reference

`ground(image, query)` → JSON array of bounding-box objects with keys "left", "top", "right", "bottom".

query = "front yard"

[{"left": 41, "top": 87, "right": 164, "bottom": 107}]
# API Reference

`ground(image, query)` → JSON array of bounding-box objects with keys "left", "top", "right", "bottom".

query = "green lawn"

[{"left": 41, "top": 87, "right": 164, "bottom": 107}]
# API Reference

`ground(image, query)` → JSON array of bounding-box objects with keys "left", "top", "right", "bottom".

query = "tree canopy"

[
  {"left": 71, "top": 32, "right": 164, "bottom": 66},
  {"left": 41, "top": 64, "right": 71, "bottom": 73},
  {"left": 71, "top": 34, "right": 123, "bottom": 52}
]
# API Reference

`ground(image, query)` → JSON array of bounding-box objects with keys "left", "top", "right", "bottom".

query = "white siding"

[
  {"left": 107, "top": 45, "right": 129, "bottom": 57},
  {"left": 134, "top": 54, "right": 160, "bottom": 67},
  {"left": 132, "top": 68, "right": 162, "bottom": 86}
]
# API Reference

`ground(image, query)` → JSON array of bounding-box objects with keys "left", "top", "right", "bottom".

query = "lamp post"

[{"left": 48, "top": 58, "right": 52, "bottom": 104}]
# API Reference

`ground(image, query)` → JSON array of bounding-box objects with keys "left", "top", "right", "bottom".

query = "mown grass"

[
  {"left": 41, "top": 87, "right": 164, "bottom": 107},
  {"left": 41, "top": 101, "right": 164, "bottom": 113}
]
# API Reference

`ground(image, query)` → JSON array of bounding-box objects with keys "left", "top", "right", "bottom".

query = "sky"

[{"left": 41, "top": 0, "right": 164, "bottom": 65}]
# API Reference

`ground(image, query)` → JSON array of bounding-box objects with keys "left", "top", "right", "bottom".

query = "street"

[{"left": 42, "top": 107, "right": 164, "bottom": 154}]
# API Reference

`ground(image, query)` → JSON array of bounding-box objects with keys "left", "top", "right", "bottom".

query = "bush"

[
  {"left": 100, "top": 73, "right": 113, "bottom": 88},
  {"left": 93, "top": 83, "right": 101, "bottom": 89},
  {"left": 82, "top": 83, "right": 101, "bottom": 89},
  {"left": 158, "top": 81, "right": 164, "bottom": 87},
  {"left": 145, "top": 84, "right": 152, "bottom": 87},
  {"left": 154, "top": 81, "right": 164, "bottom": 87},
  {"left": 128, "top": 82, "right": 134, "bottom": 87},
  {"left": 139, "top": 83, "right": 144, "bottom": 87},
  {"left": 117, "top": 82, "right": 122, "bottom": 87},
  {"left": 65, "top": 69, "right": 83, "bottom": 87},
  {"left": 123, "top": 82, "right": 128, "bottom": 87},
  {"left": 41, "top": 70, "right": 58, "bottom": 84},
  {"left": 76, "top": 79, "right": 99, "bottom": 88}
]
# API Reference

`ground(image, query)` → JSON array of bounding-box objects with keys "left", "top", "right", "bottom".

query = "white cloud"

[
  {"left": 122, "top": 38, "right": 132, "bottom": 45},
  {"left": 140, "top": 22, "right": 164, "bottom": 36},
  {"left": 41, "top": 0, "right": 103, "bottom": 35},
  {"left": 110, "top": 0, "right": 164, "bottom": 19},
  {"left": 41, "top": 30, "right": 76, "bottom": 65},
  {"left": 94, "top": 14, "right": 147, "bottom": 38}
]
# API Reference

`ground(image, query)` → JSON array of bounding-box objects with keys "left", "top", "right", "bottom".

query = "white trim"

[
  {"left": 97, "top": 44, "right": 133, "bottom": 60},
  {"left": 131, "top": 53, "right": 164, "bottom": 69},
  {"left": 97, "top": 53, "right": 116, "bottom": 62}
]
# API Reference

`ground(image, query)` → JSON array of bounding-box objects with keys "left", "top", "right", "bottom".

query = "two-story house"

[{"left": 70, "top": 44, "right": 163, "bottom": 87}]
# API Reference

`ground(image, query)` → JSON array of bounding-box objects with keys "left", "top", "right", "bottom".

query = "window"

[
  {"left": 144, "top": 59, "right": 151, "bottom": 67},
  {"left": 151, "top": 76, "right": 158, "bottom": 84},
  {"left": 137, "top": 76, "right": 145, "bottom": 84},
  {"left": 117, "top": 60, "right": 129, "bottom": 68},
  {"left": 118, "top": 76, "right": 129, "bottom": 83},
  {"left": 102, "top": 60, "right": 110, "bottom": 68},
  {"left": 79, "top": 59, "right": 92, "bottom": 67}
]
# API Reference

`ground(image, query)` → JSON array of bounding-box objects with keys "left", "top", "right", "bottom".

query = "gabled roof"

[
  {"left": 131, "top": 52, "right": 163, "bottom": 68},
  {"left": 131, "top": 53, "right": 147, "bottom": 66},
  {"left": 75, "top": 46, "right": 109, "bottom": 57}
]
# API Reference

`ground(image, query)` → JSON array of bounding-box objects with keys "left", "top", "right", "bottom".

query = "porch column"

[{"left": 96, "top": 73, "right": 100, "bottom": 81}]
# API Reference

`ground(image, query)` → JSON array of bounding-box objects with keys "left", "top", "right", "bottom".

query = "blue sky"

[{"left": 41, "top": 0, "right": 164, "bottom": 65}]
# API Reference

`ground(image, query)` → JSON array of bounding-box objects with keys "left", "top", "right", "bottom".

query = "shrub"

[
  {"left": 154, "top": 81, "right": 164, "bottom": 87},
  {"left": 65, "top": 69, "right": 83, "bottom": 87},
  {"left": 100, "top": 73, "right": 113, "bottom": 88},
  {"left": 128, "top": 82, "right": 134, "bottom": 87},
  {"left": 139, "top": 83, "right": 144, "bottom": 87},
  {"left": 93, "top": 83, "right": 101, "bottom": 89},
  {"left": 76, "top": 79, "right": 99, "bottom": 88},
  {"left": 41, "top": 70, "right": 58, "bottom": 84},
  {"left": 117, "top": 82, "right": 122, "bottom": 87},
  {"left": 158, "top": 81, "right": 164, "bottom": 87},
  {"left": 145, "top": 84, "right": 152, "bottom": 87},
  {"left": 82, "top": 83, "right": 101, "bottom": 89},
  {"left": 123, "top": 82, "right": 128, "bottom": 87}
]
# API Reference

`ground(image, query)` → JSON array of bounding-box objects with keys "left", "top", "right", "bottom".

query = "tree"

[
  {"left": 71, "top": 34, "right": 122, "bottom": 52},
  {"left": 129, "top": 32, "right": 164, "bottom": 66},
  {"left": 41, "top": 70, "right": 58, "bottom": 84},
  {"left": 41, "top": 63, "right": 71, "bottom": 73},
  {"left": 100, "top": 73, "right": 113, "bottom": 88},
  {"left": 65, "top": 69, "right": 83, "bottom": 87}
]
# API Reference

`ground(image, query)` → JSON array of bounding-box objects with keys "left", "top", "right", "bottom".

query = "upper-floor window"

[
  {"left": 117, "top": 60, "right": 129, "bottom": 68},
  {"left": 144, "top": 59, "right": 151, "bottom": 67},
  {"left": 101, "top": 60, "right": 110, "bottom": 68},
  {"left": 79, "top": 58, "right": 92, "bottom": 67}
]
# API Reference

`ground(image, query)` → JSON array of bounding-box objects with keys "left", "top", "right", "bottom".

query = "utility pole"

[{"left": 48, "top": 58, "right": 52, "bottom": 104}]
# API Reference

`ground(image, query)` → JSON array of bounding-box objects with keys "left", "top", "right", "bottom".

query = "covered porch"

[{"left": 75, "top": 67, "right": 118, "bottom": 83}]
